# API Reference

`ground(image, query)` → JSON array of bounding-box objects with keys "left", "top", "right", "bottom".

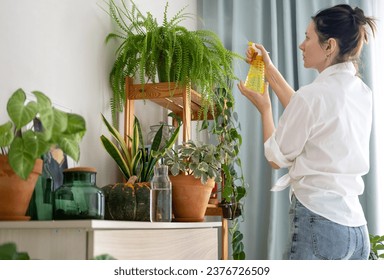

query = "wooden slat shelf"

[{"left": 125, "top": 78, "right": 213, "bottom": 121}]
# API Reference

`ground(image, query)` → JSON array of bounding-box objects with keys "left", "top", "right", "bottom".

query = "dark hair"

[{"left": 312, "top": 4, "right": 376, "bottom": 63}]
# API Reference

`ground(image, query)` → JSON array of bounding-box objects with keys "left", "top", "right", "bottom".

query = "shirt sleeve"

[{"left": 264, "top": 92, "right": 314, "bottom": 168}]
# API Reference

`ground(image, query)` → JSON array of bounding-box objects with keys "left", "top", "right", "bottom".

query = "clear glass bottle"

[
  {"left": 53, "top": 167, "right": 105, "bottom": 220},
  {"left": 245, "top": 42, "right": 265, "bottom": 93},
  {"left": 150, "top": 164, "right": 172, "bottom": 222}
]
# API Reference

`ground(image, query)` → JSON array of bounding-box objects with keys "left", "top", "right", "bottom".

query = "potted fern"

[
  {"left": 104, "top": 0, "right": 241, "bottom": 125},
  {"left": 0, "top": 88, "right": 86, "bottom": 221}
]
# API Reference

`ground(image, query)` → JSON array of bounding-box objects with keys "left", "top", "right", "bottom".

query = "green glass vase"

[{"left": 53, "top": 167, "right": 104, "bottom": 220}]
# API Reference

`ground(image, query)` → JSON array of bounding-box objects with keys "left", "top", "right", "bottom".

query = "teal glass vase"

[{"left": 53, "top": 167, "right": 104, "bottom": 220}]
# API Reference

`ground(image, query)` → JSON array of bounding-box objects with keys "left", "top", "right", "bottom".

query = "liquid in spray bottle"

[{"left": 244, "top": 42, "right": 265, "bottom": 94}]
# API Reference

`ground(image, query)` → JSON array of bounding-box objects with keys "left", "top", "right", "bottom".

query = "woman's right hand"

[{"left": 246, "top": 43, "right": 272, "bottom": 67}]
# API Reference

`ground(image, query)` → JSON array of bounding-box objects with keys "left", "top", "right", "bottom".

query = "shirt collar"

[{"left": 314, "top": 62, "right": 356, "bottom": 83}]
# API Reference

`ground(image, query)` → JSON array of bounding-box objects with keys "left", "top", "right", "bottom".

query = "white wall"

[{"left": 0, "top": 0, "right": 196, "bottom": 187}]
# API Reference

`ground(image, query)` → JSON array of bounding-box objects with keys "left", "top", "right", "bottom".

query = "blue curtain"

[{"left": 197, "top": 0, "right": 380, "bottom": 259}]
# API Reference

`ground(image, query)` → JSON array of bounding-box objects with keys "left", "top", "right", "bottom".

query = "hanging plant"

[
  {"left": 207, "top": 86, "right": 247, "bottom": 260},
  {"left": 103, "top": 0, "right": 242, "bottom": 125}
]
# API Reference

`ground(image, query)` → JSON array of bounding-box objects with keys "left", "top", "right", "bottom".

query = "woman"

[{"left": 238, "top": 4, "right": 376, "bottom": 260}]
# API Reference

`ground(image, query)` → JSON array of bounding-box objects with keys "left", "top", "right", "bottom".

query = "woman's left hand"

[{"left": 237, "top": 81, "right": 271, "bottom": 115}]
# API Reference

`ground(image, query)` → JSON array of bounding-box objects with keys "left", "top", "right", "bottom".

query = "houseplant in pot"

[
  {"left": 163, "top": 139, "right": 223, "bottom": 222},
  {"left": 0, "top": 88, "right": 86, "bottom": 221},
  {"left": 104, "top": 0, "right": 242, "bottom": 125},
  {"left": 100, "top": 113, "right": 181, "bottom": 220}
]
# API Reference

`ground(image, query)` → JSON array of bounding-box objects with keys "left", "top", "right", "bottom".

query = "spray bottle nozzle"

[{"left": 248, "top": 42, "right": 259, "bottom": 60}]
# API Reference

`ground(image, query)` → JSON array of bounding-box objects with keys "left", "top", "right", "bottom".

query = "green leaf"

[
  {"left": 236, "top": 186, "right": 246, "bottom": 201},
  {"left": 232, "top": 230, "right": 243, "bottom": 244},
  {"left": 101, "top": 114, "right": 131, "bottom": 165},
  {"left": 65, "top": 113, "right": 86, "bottom": 135},
  {"left": 8, "top": 134, "right": 39, "bottom": 179},
  {"left": 0, "top": 243, "right": 30, "bottom": 260},
  {"left": 132, "top": 150, "right": 143, "bottom": 178},
  {"left": 150, "top": 124, "right": 164, "bottom": 152},
  {"left": 131, "top": 117, "right": 141, "bottom": 157},
  {"left": 170, "top": 163, "right": 180, "bottom": 176},
  {"left": 162, "top": 123, "right": 181, "bottom": 152},
  {"left": 7, "top": 88, "right": 38, "bottom": 130},
  {"left": 101, "top": 114, "right": 132, "bottom": 155},
  {"left": 52, "top": 108, "right": 68, "bottom": 134},
  {"left": 93, "top": 254, "right": 116, "bottom": 260},
  {"left": 374, "top": 244, "right": 384, "bottom": 250},
  {"left": 222, "top": 185, "right": 233, "bottom": 202},
  {"left": 0, "top": 121, "right": 14, "bottom": 147},
  {"left": 100, "top": 135, "right": 131, "bottom": 180},
  {"left": 32, "top": 91, "right": 54, "bottom": 140},
  {"left": 58, "top": 136, "right": 80, "bottom": 162},
  {"left": 233, "top": 251, "right": 245, "bottom": 260},
  {"left": 232, "top": 240, "right": 244, "bottom": 253}
]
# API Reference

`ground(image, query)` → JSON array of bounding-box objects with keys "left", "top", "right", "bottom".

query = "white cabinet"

[{"left": 0, "top": 220, "right": 221, "bottom": 260}]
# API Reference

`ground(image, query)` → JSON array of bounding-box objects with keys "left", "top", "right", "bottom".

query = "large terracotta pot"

[
  {"left": 0, "top": 155, "right": 43, "bottom": 220},
  {"left": 170, "top": 174, "right": 215, "bottom": 222}
]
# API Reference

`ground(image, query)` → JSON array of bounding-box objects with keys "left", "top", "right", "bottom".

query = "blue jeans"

[{"left": 285, "top": 195, "right": 370, "bottom": 260}]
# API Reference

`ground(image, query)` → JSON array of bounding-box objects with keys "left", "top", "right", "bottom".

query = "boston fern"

[{"left": 104, "top": 0, "right": 241, "bottom": 125}]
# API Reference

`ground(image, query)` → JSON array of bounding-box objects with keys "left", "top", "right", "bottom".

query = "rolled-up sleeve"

[
  {"left": 263, "top": 92, "right": 314, "bottom": 169},
  {"left": 264, "top": 131, "right": 292, "bottom": 168}
]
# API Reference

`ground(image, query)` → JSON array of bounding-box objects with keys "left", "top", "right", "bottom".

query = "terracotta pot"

[
  {"left": 0, "top": 155, "right": 43, "bottom": 220},
  {"left": 170, "top": 174, "right": 215, "bottom": 222}
]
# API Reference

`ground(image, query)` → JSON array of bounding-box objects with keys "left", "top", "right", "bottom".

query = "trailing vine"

[{"left": 207, "top": 86, "right": 247, "bottom": 260}]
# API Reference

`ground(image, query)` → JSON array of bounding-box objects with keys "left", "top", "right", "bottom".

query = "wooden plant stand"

[{"left": 124, "top": 77, "right": 228, "bottom": 260}]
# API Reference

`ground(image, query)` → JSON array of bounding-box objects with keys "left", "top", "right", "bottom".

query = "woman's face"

[{"left": 299, "top": 21, "right": 328, "bottom": 72}]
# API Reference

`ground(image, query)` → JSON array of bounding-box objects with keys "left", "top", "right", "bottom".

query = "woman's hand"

[
  {"left": 237, "top": 81, "right": 271, "bottom": 115},
  {"left": 246, "top": 42, "right": 294, "bottom": 108},
  {"left": 246, "top": 43, "right": 272, "bottom": 68},
  {"left": 238, "top": 81, "right": 276, "bottom": 148}
]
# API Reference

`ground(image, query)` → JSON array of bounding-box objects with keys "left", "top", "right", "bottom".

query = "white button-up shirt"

[{"left": 264, "top": 62, "right": 372, "bottom": 227}]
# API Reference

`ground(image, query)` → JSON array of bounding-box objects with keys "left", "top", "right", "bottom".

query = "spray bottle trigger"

[{"left": 248, "top": 42, "right": 258, "bottom": 60}]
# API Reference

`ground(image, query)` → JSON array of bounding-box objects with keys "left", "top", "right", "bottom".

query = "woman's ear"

[{"left": 326, "top": 38, "right": 338, "bottom": 54}]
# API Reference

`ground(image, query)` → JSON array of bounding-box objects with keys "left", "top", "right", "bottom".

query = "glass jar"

[
  {"left": 53, "top": 167, "right": 104, "bottom": 220},
  {"left": 150, "top": 165, "right": 172, "bottom": 222},
  {"left": 147, "top": 122, "right": 175, "bottom": 148}
]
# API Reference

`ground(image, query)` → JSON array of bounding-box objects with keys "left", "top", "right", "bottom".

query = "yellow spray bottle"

[{"left": 244, "top": 42, "right": 265, "bottom": 94}]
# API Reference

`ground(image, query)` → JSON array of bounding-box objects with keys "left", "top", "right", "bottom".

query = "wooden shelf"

[
  {"left": 124, "top": 77, "right": 228, "bottom": 260},
  {"left": 125, "top": 78, "right": 213, "bottom": 121},
  {"left": 125, "top": 77, "right": 214, "bottom": 143}
]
